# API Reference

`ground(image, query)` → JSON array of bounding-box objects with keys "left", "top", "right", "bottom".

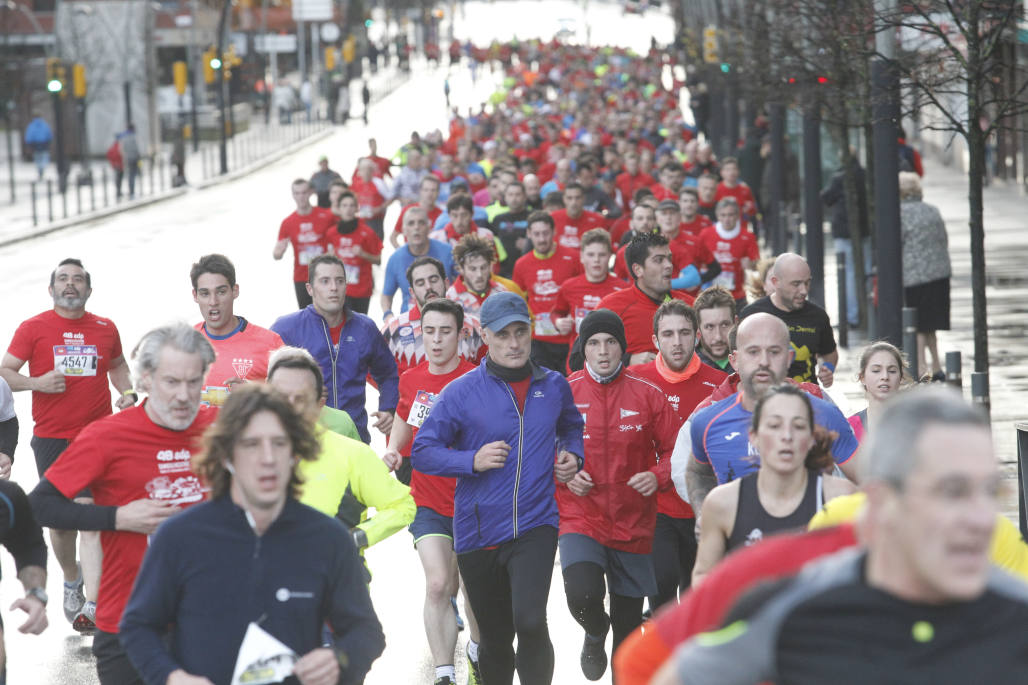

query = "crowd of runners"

[{"left": 0, "top": 35, "right": 1024, "bottom": 685}]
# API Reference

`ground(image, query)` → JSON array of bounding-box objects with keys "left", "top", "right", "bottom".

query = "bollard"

[
  {"left": 47, "top": 180, "right": 53, "bottom": 223},
  {"left": 89, "top": 177, "right": 96, "bottom": 211},
  {"left": 159, "top": 158, "right": 165, "bottom": 193},
  {"left": 903, "top": 308, "right": 919, "bottom": 380},
  {"left": 61, "top": 183, "right": 68, "bottom": 219},
  {"left": 971, "top": 371, "right": 990, "bottom": 416},
  {"left": 102, "top": 167, "right": 109, "bottom": 207},
  {"left": 866, "top": 288, "right": 877, "bottom": 340},
  {"left": 836, "top": 252, "right": 848, "bottom": 348},
  {"left": 76, "top": 180, "right": 82, "bottom": 215},
  {"left": 945, "top": 351, "right": 962, "bottom": 390},
  {"left": 1017, "top": 423, "right": 1028, "bottom": 538},
  {"left": 31, "top": 181, "right": 38, "bottom": 226},
  {"left": 148, "top": 158, "right": 155, "bottom": 196}
]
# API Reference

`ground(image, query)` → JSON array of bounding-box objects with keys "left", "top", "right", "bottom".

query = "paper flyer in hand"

[{"left": 230, "top": 622, "right": 299, "bottom": 685}]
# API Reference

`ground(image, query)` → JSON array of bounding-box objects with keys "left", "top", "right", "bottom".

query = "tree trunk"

[{"left": 965, "top": 6, "right": 989, "bottom": 378}]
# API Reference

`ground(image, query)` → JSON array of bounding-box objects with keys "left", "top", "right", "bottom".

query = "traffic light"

[
  {"left": 72, "top": 63, "right": 86, "bottom": 98},
  {"left": 816, "top": 75, "right": 829, "bottom": 85},
  {"left": 720, "top": 62, "right": 731, "bottom": 74},
  {"left": 46, "top": 57, "right": 63, "bottom": 93},
  {"left": 173, "top": 60, "right": 188, "bottom": 95},
  {"left": 702, "top": 25, "right": 719, "bottom": 64},
  {"left": 324, "top": 46, "right": 336, "bottom": 71},
  {"left": 343, "top": 35, "right": 356, "bottom": 64},
  {"left": 203, "top": 48, "right": 216, "bottom": 83},
  {"left": 364, "top": 11, "right": 372, "bottom": 28}
]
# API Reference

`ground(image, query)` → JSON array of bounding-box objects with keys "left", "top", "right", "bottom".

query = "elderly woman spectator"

[{"left": 899, "top": 171, "right": 951, "bottom": 381}]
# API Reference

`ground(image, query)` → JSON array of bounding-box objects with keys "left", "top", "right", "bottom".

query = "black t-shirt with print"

[{"left": 740, "top": 296, "right": 836, "bottom": 384}]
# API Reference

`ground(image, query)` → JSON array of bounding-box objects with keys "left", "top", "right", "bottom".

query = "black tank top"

[{"left": 726, "top": 470, "right": 823, "bottom": 552}]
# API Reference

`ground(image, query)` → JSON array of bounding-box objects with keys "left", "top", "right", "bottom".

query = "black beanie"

[{"left": 579, "top": 309, "right": 627, "bottom": 352}]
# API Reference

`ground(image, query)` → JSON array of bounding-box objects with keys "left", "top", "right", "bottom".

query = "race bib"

[
  {"left": 712, "top": 270, "right": 735, "bottom": 291},
  {"left": 53, "top": 345, "right": 98, "bottom": 377},
  {"left": 574, "top": 307, "right": 591, "bottom": 333},
  {"left": 534, "top": 313, "right": 560, "bottom": 337},
  {"left": 407, "top": 390, "right": 438, "bottom": 428},
  {"left": 201, "top": 385, "right": 231, "bottom": 407},
  {"left": 344, "top": 263, "right": 361, "bottom": 285},
  {"left": 230, "top": 622, "right": 298, "bottom": 685},
  {"left": 298, "top": 245, "right": 324, "bottom": 265}
]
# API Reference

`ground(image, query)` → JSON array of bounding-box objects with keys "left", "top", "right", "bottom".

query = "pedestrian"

[
  {"left": 105, "top": 135, "right": 124, "bottom": 200},
  {"left": 309, "top": 155, "right": 343, "bottom": 208},
  {"left": 119, "top": 383, "right": 385, "bottom": 685},
  {"left": 900, "top": 171, "right": 951, "bottom": 381},
  {"left": 300, "top": 78, "right": 312, "bottom": 121},
  {"left": 272, "top": 178, "right": 337, "bottom": 309},
  {"left": 337, "top": 80, "right": 351, "bottom": 124},
  {"left": 820, "top": 155, "right": 870, "bottom": 328},
  {"left": 23, "top": 113, "right": 52, "bottom": 180},
  {"left": 119, "top": 124, "right": 142, "bottom": 199},
  {"left": 1, "top": 258, "right": 136, "bottom": 635},
  {"left": 412, "top": 291, "right": 583, "bottom": 685},
  {"left": 28, "top": 323, "right": 217, "bottom": 685},
  {"left": 444, "top": 77, "right": 451, "bottom": 108},
  {"left": 362, "top": 81, "right": 371, "bottom": 124},
  {"left": 848, "top": 341, "right": 910, "bottom": 443}
]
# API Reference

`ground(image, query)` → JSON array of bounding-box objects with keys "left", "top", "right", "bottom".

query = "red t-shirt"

[
  {"left": 698, "top": 225, "right": 760, "bottom": 301},
  {"left": 628, "top": 358, "right": 728, "bottom": 518},
  {"left": 551, "top": 208, "right": 609, "bottom": 250},
  {"left": 45, "top": 404, "right": 217, "bottom": 633},
  {"left": 650, "top": 184, "right": 679, "bottom": 202},
  {"left": 397, "top": 359, "right": 476, "bottom": 516},
  {"left": 392, "top": 203, "right": 443, "bottom": 238},
  {"left": 551, "top": 274, "right": 626, "bottom": 341},
  {"left": 195, "top": 319, "right": 284, "bottom": 407},
  {"left": 679, "top": 215, "right": 714, "bottom": 237},
  {"left": 614, "top": 171, "right": 656, "bottom": 212},
  {"left": 613, "top": 241, "right": 699, "bottom": 282},
  {"left": 278, "top": 208, "right": 336, "bottom": 282},
  {"left": 715, "top": 182, "right": 757, "bottom": 217},
  {"left": 7, "top": 310, "right": 123, "bottom": 439},
  {"left": 608, "top": 214, "right": 633, "bottom": 246},
  {"left": 349, "top": 177, "right": 388, "bottom": 219},
  {"left": 512, "top": 248, "right": 582, "bottom": 343},
  {"left": 597, "top": 286, "right": 694, "bottom": 355},
  {"left": 325, "top": 221, "right": 384, "bottom": 298}
]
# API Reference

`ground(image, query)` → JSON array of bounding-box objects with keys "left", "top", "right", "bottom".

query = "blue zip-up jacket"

[
  {"left": 412, "top": 360, "right": 584, "bottom": 553},
  {"left": 272, "top": 305, "right": 399, "bottom": 443},
  {"left": 119, "top": 496, "right": 385, "bottom": 685}
]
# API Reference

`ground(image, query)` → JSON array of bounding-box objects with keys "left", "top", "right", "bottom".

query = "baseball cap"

[
  {"left": 480, "top": 292, "right": 530, "bottom": 332},
  {"left": 657, "top": 199, "right": 680, "bottom": 212},
  {"left": 466, "top": 162, "right": 486, "bottom": 178}
]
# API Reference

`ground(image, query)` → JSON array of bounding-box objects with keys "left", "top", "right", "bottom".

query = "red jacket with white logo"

[{"left": 559, "top": 367, "right": 681, "bottom": 554}]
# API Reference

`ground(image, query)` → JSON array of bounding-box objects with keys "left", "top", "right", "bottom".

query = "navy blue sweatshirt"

[{"left": 119, "top": 496, "right": 384, "bottom": 685}]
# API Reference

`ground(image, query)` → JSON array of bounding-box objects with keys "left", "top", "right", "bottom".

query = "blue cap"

[
  {"left": 480, "top": 292, "right": 530, "bottom": 332},
  {"left": 466, "top": 162, "right": 486, "bottom": 177}
]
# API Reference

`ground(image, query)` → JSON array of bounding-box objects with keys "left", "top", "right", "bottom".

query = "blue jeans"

[
  {"left": 33, "top": 149, "right": 49, "bottom": 179},
  {"left": 834, "top": 237, "right": 871, "bottom": 326}
]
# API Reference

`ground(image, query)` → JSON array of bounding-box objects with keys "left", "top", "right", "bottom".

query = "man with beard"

[
  {"left": 2, "top": 258, "right": 136, "bottom": 634},
  {"left": 692, "top": 286, "right": 737, "bottom": 374},
  {"left": 28, "top": 324, "right": 218, "bottom": 685},
  {"left": 447, "top": 234, "right": 524, "bottom": 317},
  {"left": 671, "top": 314, "right": 858, "bottom": 512}
]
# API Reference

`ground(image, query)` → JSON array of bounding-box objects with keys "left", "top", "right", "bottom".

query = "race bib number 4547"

[{"left": 53, "top": 345, "right": 98, "bottom": 376}]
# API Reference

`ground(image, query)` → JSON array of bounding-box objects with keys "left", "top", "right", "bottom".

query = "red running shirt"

[
  {"left": 7, "top": 310, "right": 123, "bottom": 439},
  {"left": 325, "top": 221, "right": 383, "bottom": 298},
  {"left": 278, "top": 208, "right": 336, "bottom": 282},
  {"left": 512, "top": 248, "right": 582, "bottom": 343},
  {"left": 398, "top": 359, "right": 476, "bottom": 516},
  {"left": 698, "top": 225, "right": 760, "bottom": 301},
  {"left": 550, "top": 274, "right": 626, "bottom": 342},
  {"left": 551, "top": 209, "right": 609, "bottom": 250},
  {"left": 45, "top": 404, "right": 217, "bottom": 633},
  {"left": 195, "top": 320, "right": 284, "bottom": 407}
]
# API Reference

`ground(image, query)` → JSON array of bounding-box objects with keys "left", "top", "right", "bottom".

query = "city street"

[{"left": 0, "top": 0, "right": 1025, "bottom": 683}]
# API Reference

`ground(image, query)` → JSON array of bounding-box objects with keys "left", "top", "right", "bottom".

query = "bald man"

[
  {"left": 670, "top": 313, "right": 859, "bottom": 511},
  {"left": 740, "top": 253, "right": 838, "bottom": 387}
]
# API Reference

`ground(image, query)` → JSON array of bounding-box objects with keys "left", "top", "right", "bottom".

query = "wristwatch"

[{"left": 26, "top": 587, "right": 47, "bottom": 605}]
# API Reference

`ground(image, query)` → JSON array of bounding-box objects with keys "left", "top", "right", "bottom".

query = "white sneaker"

[{"left": 63, "top": 568, "right": 85, "bottom": 623}]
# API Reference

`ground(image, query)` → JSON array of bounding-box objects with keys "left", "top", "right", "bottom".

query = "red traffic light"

[{"left": 816, "top": 76, "right": 829, "bottom": 84}]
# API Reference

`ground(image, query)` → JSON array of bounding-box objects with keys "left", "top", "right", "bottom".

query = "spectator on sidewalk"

[
  {"left": 105, "top": 136, "right": 124, "bottom": 201},
  {"left": 119, "top": 124, "right": 142, "bottom": 200},
  {"left": 821, "top": 155, "right": 869, "bottom": 328},
  {"left": 24, "top": 114, "right": 52, "bottom": 180}
]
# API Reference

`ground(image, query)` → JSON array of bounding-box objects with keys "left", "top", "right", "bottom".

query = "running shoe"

[
  {"left": 434, "top": 678, "right": 454, "bottom": 685},
  {"left": 451, "top": 596, "right": 465, "bottom": 632},
  {"left": 63, "top": 568, "right": 85, "bottom": 623},
  {"left": 73, "top": 600, "right": 97, "bottom": 635},
  {"left": 581, "top": 632, "right": 608, "bottom": 681},
  {"left": 466, "top": 654, "right": 483, "bottom": 685}
]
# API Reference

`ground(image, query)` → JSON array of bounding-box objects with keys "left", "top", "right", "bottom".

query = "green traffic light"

[
  {"left": 210, "top": 57, "right": 222, "bottom": 69},
  {"left": 47, "top": 79, "right": 62, "bottom": 93},
  {"left": 720, "top": 63, "right": 731, "bottom": 73},
  {"left": 364, "top": 18, "right": 372, "bottom": 27}
]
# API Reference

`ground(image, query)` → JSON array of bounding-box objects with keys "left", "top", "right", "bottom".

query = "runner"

[
  {"left": 0, "top": 378, "right": 13, "bottom": 473},
  {"left": 1, "top": 258, "right": 135, "bottom": 633},
  {"left": 695, "top": 174, "right": 718, "bottom": 221},
  {"left": 550, "top": 229, "right": 625, "bottom": 342},
  {"left": 432, "top": 179, "right": 491, "bottom": 232},
  {"left": 628, "top": 301, "right": 727, "bottom": 611},
  {"left": 597, "top": 233, "right": 694, "bottom": 363},
  {"left": 412, "top": 292, "right": 583, "bottom": 685},
  {"left": 447, "top": 234, "right": 524, "bottom": 317},
  {"left": 431, "top": 193, "right": 497, "bottom": 249},
  {"left": 692, "top": 286, "right": 737, "bottom": 374},
  {"left": 490, "top": 181, "right": 533, "bottom": 277},
  {"left": 271, "top": 254, "right": 399, "bottom": 444},
  {"left": 28, "top": 323, "right": 217, "bottom": 685},
  {"left": 677, "top": 188, "right": 713, "bottom": 237},
  {"left": 848, "top": 341, "right": 910, "bottom": 443},
  {"left": 672, "top": 314, "right": 858, "bottom": 512},
  {"left": 382, "top": 298, "right": 482, "bottom": 685},
  {"left": 562, "top": 310, "right": 680, "bottom": 680},
  {"left": 351, "top": 158, "right": 391, "bottom": 239},
  {"left": 325, "top": 190, "right": 383, "bottom": 315},
  {"left": 512, "top": 211, "right": 582, "bottom": 374},
  {"left": 615, "top": 150, "right": 656, "bottom": 213},
  {"left": 741, "top": 252, "right": 838, "bottom": 386},
  {"left": 273, "top": 178, "right": 336, "bottom": 308},
  {"left": 190, "top": 254, "right": 284, "bottom": 408},
  {"left": 691, "top": 384, "right": 855, "bottom": 582},
  {"left": 391, "top": 175, "right": 443, "bottom": 248},
  {"left": 309, "top": 155, "right": 343, "bottom": 208},
  {"left": 697, "top": 197, "right": 759, "bottom": 310},
  {"left": 654, "top": 199, "right": 722, "bottom": 290},
  {"left": 381, "top": 206, "right": 455, "bottom": 319},
  {"left": 713, "top": 157, "right": 757, "bottom": 220},
  {"left": 653, "top": 388, "right": 1028, "bottom": 685},
  {"left": 120, "top": 383, "right": 384, "bottom": 685},
  {"left": 551, "top": 182, "right": 609, "bottom": 251}
]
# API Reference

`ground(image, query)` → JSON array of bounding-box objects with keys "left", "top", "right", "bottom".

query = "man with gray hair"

[
  {"left": 652, "top": 386, "right": 1028, "bottom": 685},
  {"left": 29, "top": 323, "right": 217, "bottom": 685},
  {"left": 740, "top": 252, "right": 838, "bottom": 387}
]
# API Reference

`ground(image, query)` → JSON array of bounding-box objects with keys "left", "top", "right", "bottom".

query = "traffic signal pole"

[{"left": 216, "top": 0, "right": 231, "bottom": 175}]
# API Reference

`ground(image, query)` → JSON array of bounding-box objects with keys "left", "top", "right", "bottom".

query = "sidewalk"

[{"left": 0, "top": 60, "right": 415, "bottom": 247}]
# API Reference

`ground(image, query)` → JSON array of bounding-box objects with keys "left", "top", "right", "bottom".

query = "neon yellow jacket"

[
  {"left": 298, "top": 428, "right": 414, "bottom": 549},
  {"left": 809, "top": 492, "right": 1028, "bottom": 582}
]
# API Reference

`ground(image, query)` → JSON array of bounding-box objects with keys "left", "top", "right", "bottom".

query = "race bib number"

[
  {"left": 534, "top": 313, "right": 560, "bottom": 337},
  {"left": 298, "top": 245, "right": 323, "bottom": 265},
  {"left": 344, "top": 263, "right": 361, "bottom": 285},
  {"left": 711, "top": 270, "right": 735, "bottom": 292},
  {"left": 53, "top": 345, "right": 98, "bottom": 377},
  {"left": 201, "top": 385, "right": 231, "bottom": 407},
  {"left": 407, "top": 390, "right": 438, "bottom": 428}
]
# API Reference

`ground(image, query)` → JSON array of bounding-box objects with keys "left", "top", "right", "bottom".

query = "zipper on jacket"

[
  {"left": 319, "top": 318, "right": 340, "bottom": 407},
  {"left": 500, "top": 382, "right": 525, "bottom": 539}
]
